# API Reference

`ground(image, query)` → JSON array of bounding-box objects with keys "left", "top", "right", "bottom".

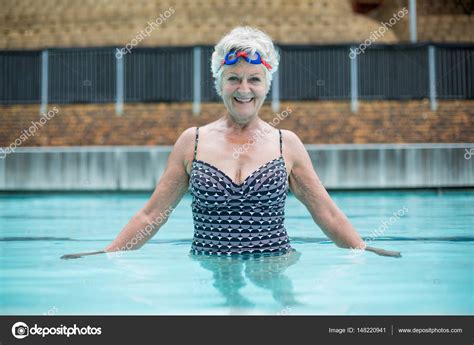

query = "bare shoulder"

[
  {"left": 281, "top": 130, "right": 310, "bottom": 172},
  {"left": 176, "top": 126, "right": 197, "bottom": 144},
  {"left": 173, "top": 127, "right": 197, "bottom": 151},
  {"left": 169, "top": 127, "right": 198, "bottom": 168},
  {"left": 280, "top": 129, "right": 307, "bottom": 164}
]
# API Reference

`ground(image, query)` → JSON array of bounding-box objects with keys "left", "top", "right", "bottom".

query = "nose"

[{"left": 237, "top": 79, "right": 251, "bottom": 93}]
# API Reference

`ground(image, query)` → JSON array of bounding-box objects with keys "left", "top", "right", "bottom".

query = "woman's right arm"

[{"left": 61, "top": 127, "right": 196, "bottom": 259}]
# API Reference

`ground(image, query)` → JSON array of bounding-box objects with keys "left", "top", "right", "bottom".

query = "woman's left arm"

[{"left": 284, "top": 131, "right": 401, "bottom": 258}]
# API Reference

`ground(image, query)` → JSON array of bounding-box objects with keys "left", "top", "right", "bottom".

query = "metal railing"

[{"left": 0, "top": 43, "right": 472, "bottom": 114}]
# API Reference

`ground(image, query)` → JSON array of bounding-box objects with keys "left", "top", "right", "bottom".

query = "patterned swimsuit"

[{"left": 189, "top": 127, "right": 293, "bottom": 256}]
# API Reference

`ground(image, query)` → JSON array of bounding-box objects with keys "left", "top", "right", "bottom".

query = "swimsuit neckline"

[{"left": 192, "top": 156, "right": 285, "bottom": 188}]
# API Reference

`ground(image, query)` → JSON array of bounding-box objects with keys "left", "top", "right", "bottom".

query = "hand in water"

[
  {"left": 60, "top": 251, "right": 106, "bottom": 260},
  {"left": 365, "top": 246, "right": 402, "bottom": 258}
]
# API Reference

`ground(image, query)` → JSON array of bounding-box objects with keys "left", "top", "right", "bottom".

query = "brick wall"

[
  {"left": 0, "top": 100, "right": 472, "bottom": 146},
  {"left": 1, "top": 0, "right": 472, "bottom": 50}
]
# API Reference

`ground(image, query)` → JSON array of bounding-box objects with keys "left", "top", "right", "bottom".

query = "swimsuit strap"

[
  {"left": 193, "top": 127, "right": 199, "bottom": 160},
  {"left": 278, "top": 129, "right": 283, "bottom": 157}
]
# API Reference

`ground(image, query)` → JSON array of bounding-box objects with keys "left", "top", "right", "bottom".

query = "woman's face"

[{"left": 221, "top": 61, "right": 267, "bottom": 123}]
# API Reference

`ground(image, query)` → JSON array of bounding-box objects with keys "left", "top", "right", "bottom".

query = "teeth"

[{"left": 235, "top": 97, "right": 253, "bottom": 103}]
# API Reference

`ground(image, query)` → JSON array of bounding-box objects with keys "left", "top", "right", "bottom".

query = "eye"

[
  {"left": 250, "top": 77, "right": 261, "bottom": 82},
  {"left": 228, "top": 76, "right": 239, "bottom": 81}
]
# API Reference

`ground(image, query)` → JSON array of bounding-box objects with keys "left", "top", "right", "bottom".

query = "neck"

[{"left": 220, "top": 112, "right": 263, "bottom": 133}]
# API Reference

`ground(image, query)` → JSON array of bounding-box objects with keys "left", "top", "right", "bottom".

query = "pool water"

[{"left": 0, "top": 190, "right": 472, "bottom": 315}]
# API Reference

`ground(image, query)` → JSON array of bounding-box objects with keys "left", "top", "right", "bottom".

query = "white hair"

[{"left": 211, "top": 26, "right": 280, "bottom": 97}]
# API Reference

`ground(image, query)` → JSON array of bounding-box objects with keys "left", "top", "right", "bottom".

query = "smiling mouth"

[{"left": 233, "top": 97, "right": 254, "bottom": 104}]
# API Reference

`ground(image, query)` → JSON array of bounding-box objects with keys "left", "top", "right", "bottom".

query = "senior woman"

[{"left": 62, "top": 26, "right": 401, "bottom": 260}]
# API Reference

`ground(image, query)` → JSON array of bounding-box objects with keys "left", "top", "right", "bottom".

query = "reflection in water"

[{"left": 190, "top": 249, "right": 303, "bottom": 310}]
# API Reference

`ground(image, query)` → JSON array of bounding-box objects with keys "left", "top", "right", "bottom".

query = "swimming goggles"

[{"left": 220, "top": 49, "right": 272, "bottom": 70}]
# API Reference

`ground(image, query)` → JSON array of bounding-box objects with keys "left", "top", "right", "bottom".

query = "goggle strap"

[{"left": 261, "top": 59, "right": 272, "bottom": 70}]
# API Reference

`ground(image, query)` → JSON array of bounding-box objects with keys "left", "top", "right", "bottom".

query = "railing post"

[
  {"left": 271, "top": 66, "right": 280, "bottom": 113},
  {"left": 428, "top": 45, "right": 438, "bottom": 111},
  {"left": 115, "top": 49, "right": 124, "bottom": 116},
  {"left": 40, "top": 50, "right": 48, "bottom": 115},
  {"left": 193, "top": 47, "right": 201, "bottom": 115},
  {"left": 350, "top": 46, "right": 358, "bottom": 113},
  {"left": 409, "top": 0, "right": 417, "bottom": 43}
]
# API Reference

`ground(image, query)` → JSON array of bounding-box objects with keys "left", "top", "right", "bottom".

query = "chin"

[
  {"left": 230, "top": 111, "right": 255, "bottom": 123},
  {"left": 227, "top": 101, "right": 263, "bottom": 119}
]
